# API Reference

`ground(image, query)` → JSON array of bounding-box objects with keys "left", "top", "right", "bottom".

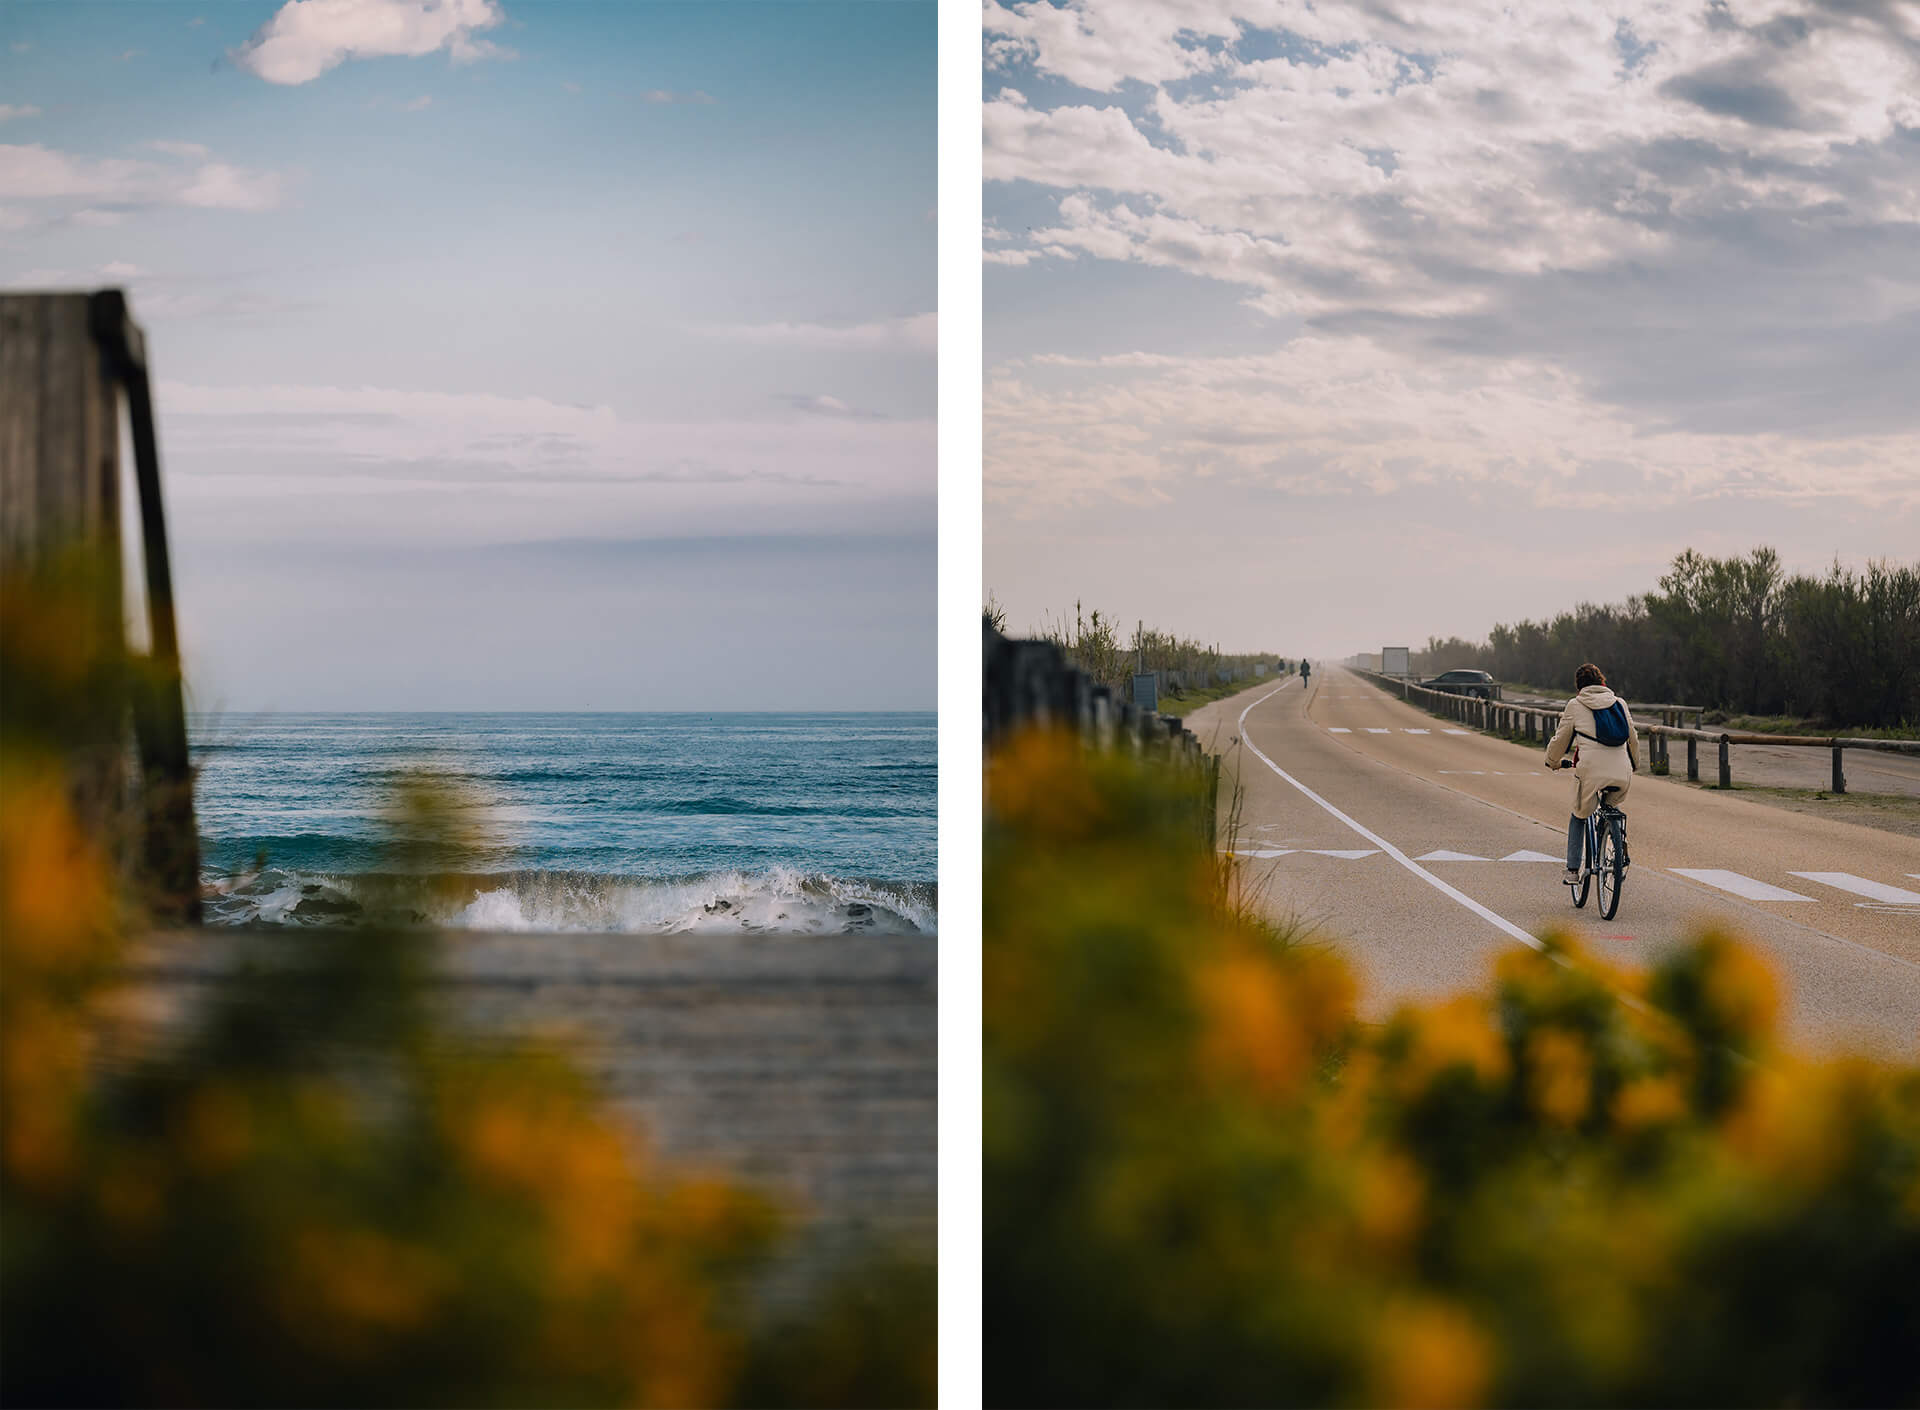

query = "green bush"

[{"left": 986, "top": 730, "right": 1920, "bottom": 1407}]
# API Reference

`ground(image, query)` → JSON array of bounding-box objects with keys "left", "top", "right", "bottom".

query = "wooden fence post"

[
  {"left": 1, "top": 290, "right": 200, "bottom": 922},
  {"left": 1718, "top": 736, "right": 1731, "bottom": 789},
  {"left": 1832, "top": 744, "right": 1846, "bottom": 795},
  {"left": 1687, "top": 735, "right": 1698, "bottom": 782}
]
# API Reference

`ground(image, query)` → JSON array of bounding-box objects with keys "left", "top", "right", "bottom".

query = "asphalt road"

[{"left": 1187, "top": 668, "right": 1920, "bottom": 1056}]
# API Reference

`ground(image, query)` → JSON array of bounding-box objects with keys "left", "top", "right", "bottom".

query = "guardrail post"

[
  {"left": 1718, "top": 735, "right": 1731, "bottom": 789},
  {"left": 1832, "top": 744, "right": 1846, "bottom": 795},
  {"left": 1686, "top": 735, "right": 1698, "bottom": 782}
]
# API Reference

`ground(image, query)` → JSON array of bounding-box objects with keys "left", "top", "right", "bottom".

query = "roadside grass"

[
  {"left": 1701, "top": 713, "right": 1919, "bottom": 741},
  {"left": 1159, "top": 673, "right": 1290, "bottom": 716}
]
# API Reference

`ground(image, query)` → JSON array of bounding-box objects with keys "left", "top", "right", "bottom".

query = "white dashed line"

[
  {"left": 1237, "top": 683, "right": 1546, "bottom": 952},
  {"left": 1404, "top": 728, "right": 1430, "bottom": 734},
  {"left": 1789, "top": 873, "right": 1920, "bottom": 904},
  {"left": 1444, "top": 728, "right": 1472, "bottom": 735},
  {"left": 1327, "top": 727, "right": 1352, "bottom": 733},
  {"left": 1670, "top": 869, "right": 1816, "bottom": 902},
  {"left": 1364, "top": 728, "right": 1390, "bottom": 734}
]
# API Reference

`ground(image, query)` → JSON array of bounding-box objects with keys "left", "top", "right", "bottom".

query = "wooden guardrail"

[
  {"left": 985, "top": 622, "right": 1218, "bottom": 840},
  {"left": 1358, "top": 670, "right": 1918, "bottom": 793}
]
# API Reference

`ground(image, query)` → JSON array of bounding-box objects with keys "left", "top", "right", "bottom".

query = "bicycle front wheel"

[{"left": 1597, "top": 813, "right": 1624, "bottom": 920}]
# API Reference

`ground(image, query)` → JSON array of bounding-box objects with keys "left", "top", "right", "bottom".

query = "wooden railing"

[{"left": 1357, "top": 670, "right": 1918, "bottom": 792}]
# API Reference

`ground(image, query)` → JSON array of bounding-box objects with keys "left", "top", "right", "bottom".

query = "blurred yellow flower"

[
  {"left": 1373, "top": 1299, "right": 1493, "bottom": 1410},
  {"left": 1527, "top": 1029, "right": 1592, "bottom": 1128}
]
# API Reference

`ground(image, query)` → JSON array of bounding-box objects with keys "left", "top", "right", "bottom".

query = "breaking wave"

[{"left": 200, "top": 865, "right": 936, "bottom": 935}]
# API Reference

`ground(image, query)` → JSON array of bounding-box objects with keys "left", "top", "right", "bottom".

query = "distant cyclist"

[{"left": 1543, "top": 662, "right": 1637, "bottom": 887}]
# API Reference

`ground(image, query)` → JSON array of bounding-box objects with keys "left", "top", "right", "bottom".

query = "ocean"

[{"left": 192, "top": 712, "right": 936, "bottom": 934}]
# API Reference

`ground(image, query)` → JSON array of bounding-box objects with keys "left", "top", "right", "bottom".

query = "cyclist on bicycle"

[{"left": 1543, "top": 662, "right": 1638, "bottom": 886}]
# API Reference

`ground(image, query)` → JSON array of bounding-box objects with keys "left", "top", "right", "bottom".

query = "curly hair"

[{"left": 1575, "top": 662, "right": 1607, "bottom": 689}]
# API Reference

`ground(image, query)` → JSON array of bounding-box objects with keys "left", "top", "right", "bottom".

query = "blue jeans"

[{"left": 1566, "top": 815, "right": 1584, "bottom": 871}]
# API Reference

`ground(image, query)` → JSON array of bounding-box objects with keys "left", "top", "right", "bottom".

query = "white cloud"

[
  {"left": 711, "top": 312, "right": 937, "bottom": 353},
  {"left": 987, "top": 338, "right": 1920, "bottom": 514},
  {"left": 985, "top": 0, "right": 1920, "bottom": 318},
  {"left": 230, "top": 0, "right": 508, "bottom": 86},
  {"left": 984, "top": 0, "right": 1920, "bottom": 522},
  {"left": 0, "top": 105, "right": 41, "bottom": 122},
  {"left": 151, "top": 381, "right": 934, "bottom": 542},
  {"left": 0, "top": 142, "right": 284, "bottom": 223}
]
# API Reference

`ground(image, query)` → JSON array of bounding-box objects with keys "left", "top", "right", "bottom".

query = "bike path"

[{"left": 1188, "top": 670, "right": 1920, "bottom": 1055}]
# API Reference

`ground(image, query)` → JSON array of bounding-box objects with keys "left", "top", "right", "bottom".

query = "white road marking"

[
  {"left": 1237, "top": 684, "right": 1546, "bottom": 953},
  {"left": 1404, "top": 728, "right": 1430, "bottom": 734},
  {"left": 1225, "top": 849, "right": 1296, "bottom": 859},
  {"left": 1308, "top": 849, "right": 1381, "bottom": 859},
  {"left": 1444, "top": 728, "right": 1472, "bottom": 735},
  {"left": 1438, "top": 770, "right": 1485, "bottom": 775},
  {"left": 1327, "top": 727, "right": 1352, "bottom": 733},
  {"left": 1502, "top": 850, "right": 1565, "bottom": 863},
  {"left": 1417, "top": 850, "right": 1487, "bottom": 861},
  {"left": 1789, "top": 872, "right": 1920, "bottom": 904},
  {"left": 1364, "top": 728, "right": 1390, "bottom": 734},
  {"left": 1670, "top": 869, "right": 1816, "bottom": 902}
]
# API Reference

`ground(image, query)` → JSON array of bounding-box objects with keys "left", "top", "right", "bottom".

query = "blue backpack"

[{"left": 1585, "top": 701, "right": 1630, "bottom": 747}]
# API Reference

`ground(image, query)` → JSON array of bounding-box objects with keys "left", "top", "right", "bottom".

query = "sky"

[
  {"left": 2, "top": 0, "right": 934, "bottom": 710},
  {"left": 983, "top": 0, "right": 1920, "bottom": 660}
]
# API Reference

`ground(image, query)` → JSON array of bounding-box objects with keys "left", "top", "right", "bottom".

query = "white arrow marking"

[
  {"left": 1236, "top": 683, "right": 1545, "bottom": 952},
  {"left": 1501, "top": 850, "right": 1565, "bottom": 863},
  {"left": 1416, "top": 850, "right": 1487, "bottom": 861}
]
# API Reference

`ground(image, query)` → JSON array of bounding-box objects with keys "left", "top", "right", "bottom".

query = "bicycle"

[{"left": 1560, "top": 767, "right": 1628, "bottom": 919}]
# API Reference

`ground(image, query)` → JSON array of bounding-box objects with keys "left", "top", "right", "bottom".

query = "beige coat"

[{"left": 1544, "top": 684, "right": 1638, "bottom": 818}]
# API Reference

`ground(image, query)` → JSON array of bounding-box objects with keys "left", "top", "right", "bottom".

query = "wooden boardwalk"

[{"left": 105, "top": 931, "right": 937, "bottom": 1250}]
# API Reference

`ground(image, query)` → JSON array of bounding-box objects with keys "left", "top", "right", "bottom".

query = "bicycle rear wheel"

[
  {"left": 1597, "top": 813, "right": 1624, "bottom": 920},
  {"left": 1572, "top": 822, "right": 1592, "bottom": 909}
]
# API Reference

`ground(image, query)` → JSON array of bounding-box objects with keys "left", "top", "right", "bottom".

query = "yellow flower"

[
  {"left": 286, "top": 1227, "right": 447, "bottom": 1354},
  {"left": 1612, "top": 1075, "right": 1688, "bottom": 1131},
  {"left": 1352, "top": 1153, "right": 1425, "bottom": 1255},
  {"left": 1372, "top": 1299, "right": 1493, "bottom": 1409},
  {"left": 1527, "top": 1029, "right": 1592, "bottom": 1128},
  {"left": 1698, "top": 930, "right": 1780, "bottom": 1044},
  {"left": 1194, "top": 950, "right": 1310, "bottom": 1099},
  {"left": 1395, "top": 997, "right": 1510, "bottom": 1097}
]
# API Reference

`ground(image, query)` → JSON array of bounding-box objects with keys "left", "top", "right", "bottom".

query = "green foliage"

[
  {"left": 986, "top": 731, "right": 1920, "bottom": 1408},
  {"left": 1413, "top": 548, "right": 1919, "bottom": 730},
  {"left": 1026, "top": 599, "right": 1282, "bottom": 699}
]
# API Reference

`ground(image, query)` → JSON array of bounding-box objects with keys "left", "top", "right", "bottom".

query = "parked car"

[{"left": 1418, "top": 668, "right": 1499, "bottom": 700}]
